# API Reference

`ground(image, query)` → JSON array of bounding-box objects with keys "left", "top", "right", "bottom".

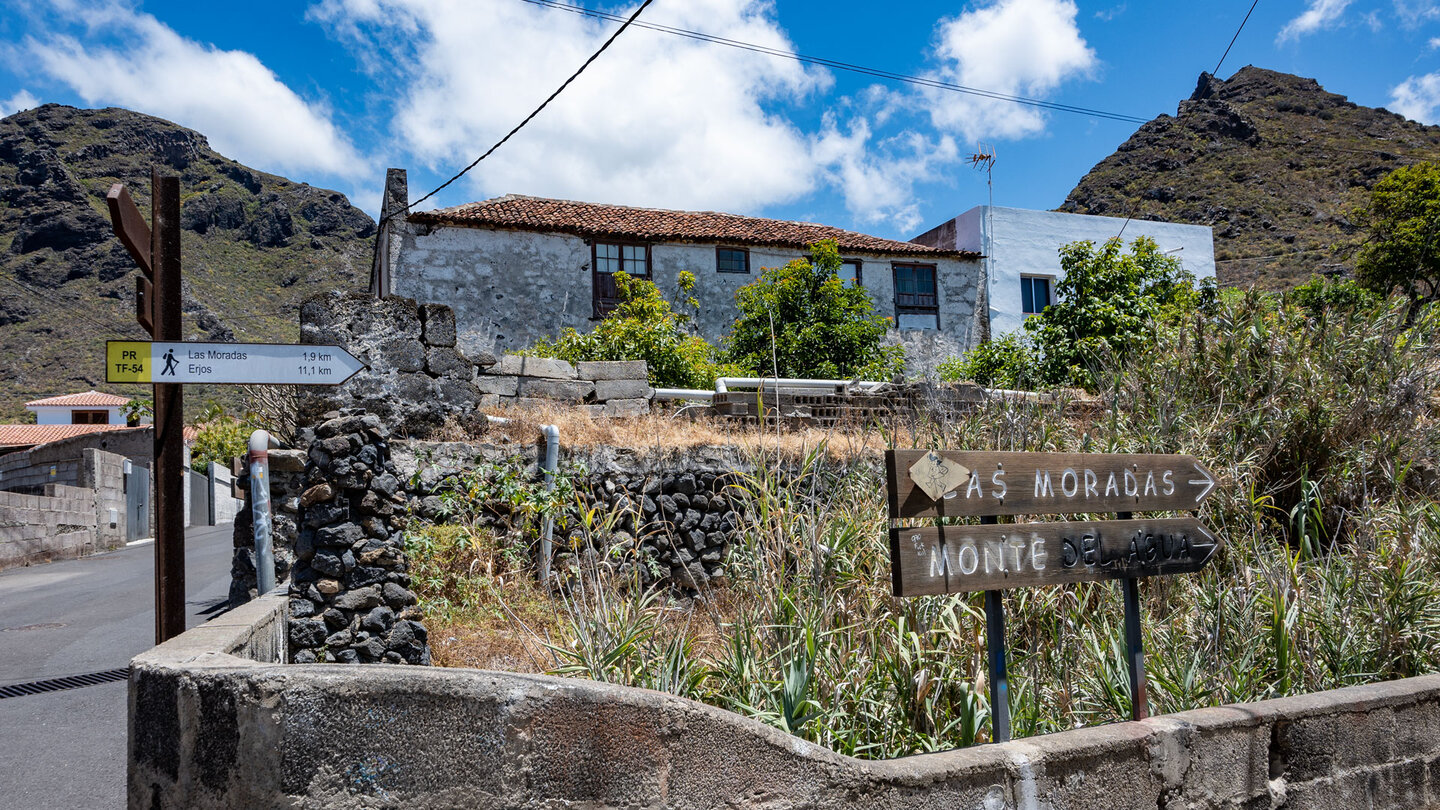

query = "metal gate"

[
  {"left": 188, "top": 468, "right": 211, "bottom": 527},
  {"left": 125, "top": 462, "right": 150, "bottom": 541}
]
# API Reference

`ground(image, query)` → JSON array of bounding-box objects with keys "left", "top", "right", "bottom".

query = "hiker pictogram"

[{"left": 160, "top": 348, "right": 178, "bottom": 376}]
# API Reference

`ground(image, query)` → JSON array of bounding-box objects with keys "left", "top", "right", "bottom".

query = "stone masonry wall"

[
  {"left": 285, "top": 409, "right": 428, "bottom": 665},
  {"left": 478, "top": 357, "right": 653, "bottom": 418},
  {"left": 229, "top": 447, "right": 307, "bottom": 605},
  {"left": 396, "top": 442, "right": 758, "bottom": 592},
  {"left": 300, "top": 291, "right": 653, "bottom": 431}
]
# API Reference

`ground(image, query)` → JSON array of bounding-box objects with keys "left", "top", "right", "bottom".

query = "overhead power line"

[
  {"left": 1214, "top": 0, "right": 1261, "bottom": 77},
  {"left": 520, "top": 0, "right": 1151, "bottom": 126},
  {"left": 396, "top": 0, "right": 656, "bottom": 220}
]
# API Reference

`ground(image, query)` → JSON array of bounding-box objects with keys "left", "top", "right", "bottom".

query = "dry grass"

[{"left": 479, "top": 400, "right": 903, "bottom": 461}]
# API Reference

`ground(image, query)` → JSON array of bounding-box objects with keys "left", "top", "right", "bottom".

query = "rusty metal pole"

[{"left": 151, "top": 169, "right": 185, "bottom": 643}]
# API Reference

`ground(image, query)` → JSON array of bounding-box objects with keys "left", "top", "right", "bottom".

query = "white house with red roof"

[
  {"left": 371, "top": 169, "right": 985, "bottom": 363},
  {"left": 25, "top": 390, "right": 132, "bottom": 426}
]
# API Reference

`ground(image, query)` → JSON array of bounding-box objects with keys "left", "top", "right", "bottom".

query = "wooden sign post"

[
  {"left": 886, "top": 450, "right": 1220, "bottom": 740},
  {"left": 107, "top": 170, "right": 186, "bottom": 644}
]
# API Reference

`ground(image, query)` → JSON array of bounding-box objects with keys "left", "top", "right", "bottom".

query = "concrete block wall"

[
  {"left": 131, "top": 593, "right": 1440, "bottom": 809},
  {"left": 1, "top": 485, "right": 99, "bottom": 570},
  {"left": 0, "top": 426, "right": 152, "bottom": 494}
]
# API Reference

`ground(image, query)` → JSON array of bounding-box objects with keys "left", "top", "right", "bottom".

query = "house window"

[
  {"left": 72, "top": 410, "right": 109, "bottom": 425},
  {"left": 893, "top": 263, "right": 939, "bottom": 330},
  {"left": 716, "top": 247, "right": 749, "bottom": 274},
  {"left": 592, "top": 241, "right": 651, "bottom": 318},
  {"left": 840, "top": 259, "right": 862, "bottom": 288},
  {"left": 1021, "top": 275, "right": 1052, "bottom": 315}
]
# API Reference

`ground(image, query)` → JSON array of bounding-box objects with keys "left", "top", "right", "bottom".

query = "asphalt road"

[{"left": 0, "top": 524, "right": 235, "bottom": 810}]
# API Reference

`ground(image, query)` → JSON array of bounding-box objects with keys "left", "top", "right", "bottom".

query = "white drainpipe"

[{"left": 713, "top": 377, "right": 889, "bottom": 394}]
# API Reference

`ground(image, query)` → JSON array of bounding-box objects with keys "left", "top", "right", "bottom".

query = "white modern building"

[
  {"left": 911, "top": 206, "right": 1216, "bottom": 338},
  {"left": 25, "top": 390, "right": 132, "bottom": 426}
]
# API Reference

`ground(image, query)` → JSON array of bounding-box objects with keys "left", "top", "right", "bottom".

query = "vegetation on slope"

[
  {"left": 0, "top": 104, "right": 373, "bottom": 420},
  {"left": 1061, "top": 67, "right": 1440, "bottom": 289}
]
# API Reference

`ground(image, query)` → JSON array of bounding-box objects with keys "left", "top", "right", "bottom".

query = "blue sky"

[{"left": 2, "top": 0, "right": 1440, "bottom": 240}]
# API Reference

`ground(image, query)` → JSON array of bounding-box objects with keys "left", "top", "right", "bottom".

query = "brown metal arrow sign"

[
  {"left": 886, "top": 450, "right": 1217, "bottom": 519},
  {"left": 889, "top": 517, "right": 1221, "bottom": 596}
]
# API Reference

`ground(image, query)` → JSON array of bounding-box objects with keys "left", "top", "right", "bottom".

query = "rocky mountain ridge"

[
  {"left": 1061, "top": 66, "right": 1440, "bottom": 287},
  {"left": 0, "top": 104, "right": 375, "bottom": 420}
]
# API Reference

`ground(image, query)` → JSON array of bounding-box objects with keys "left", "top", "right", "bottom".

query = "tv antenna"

[{"left": 967, "top": 143, "right": 997, "bottom": 343}]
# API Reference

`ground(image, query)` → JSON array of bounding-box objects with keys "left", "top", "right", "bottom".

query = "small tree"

[
  {"left": 526, "top": 271, "right": 737, "bottom": 389},
  {"left": 1022, "top": 236, "right": 1193, "bottom": 387},
  {"left": 1356, "top": 161, "right": 1440, "bottom": 319},
  {"left": 190, "top": 416, "right": 248, "bottom": 473},
  {"left": 724, "top": 239, "right": 903, "bottom": 379}
]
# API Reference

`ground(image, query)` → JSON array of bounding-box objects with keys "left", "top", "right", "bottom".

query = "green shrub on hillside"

[{"left": 1288, "top": 275, "right": 1381, "bottom": 319}]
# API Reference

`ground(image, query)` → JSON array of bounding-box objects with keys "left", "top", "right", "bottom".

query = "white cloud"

[
  {"left": 1429, "top": 36, "right": 1440, "bottom": 48},
  {"left": 309, "top": 0, "right": 1091, "bottom": 232},
  {"left": 311, "top": 0, "right": 824, "bottom": 214},
  {"left": 1391, "top": 72, "right": 1440, "bottom": 122},
  {"left": 1, "top": 89, "right": 40, "bottom": 117},
  {"left": 812, "top": 116, "right": 958, "bottom": 232},
  {"left": 19, "top": 1, "right": 366, "bottom": 178},
  {"left": 1094, "top": 4, "right": 1126, "bottom": 22},
  {"left": 917, "top": 0, "right": 1097, "bottom": 142},
  {"left": 1277, "top": 0, "right": 1353, "bottom": 42},
  {"left": 1394, "top": 1, "right": 1440, "bottom": 26}
]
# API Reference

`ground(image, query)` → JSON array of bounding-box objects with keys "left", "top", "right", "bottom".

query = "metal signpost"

[
  {"left": 105, "top": 173, "right": 366, "bottom": 643},
  {"left": 105, "top": 341, "right": 365, "bottom": 386},
  {"left": 885, "top": 449, "right": 1220, "bottom": 742}
]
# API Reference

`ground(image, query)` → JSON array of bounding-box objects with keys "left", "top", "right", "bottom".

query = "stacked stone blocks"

[
  {"left": 285, "top": 410, "right": 429, "bottom": 665},
  {"left": 479, "top": 357, "right": 652, "bottom": 418}
]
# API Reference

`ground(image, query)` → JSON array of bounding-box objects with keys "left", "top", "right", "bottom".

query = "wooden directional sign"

[
  {"left": 889, "top": 517, "right": 1221, "bottom": 596},
  {"left": 886, "top": 450, "right": 1217, "bottom": 519},
  {"left": 106, "top": 341, "right": 365, "bottom": 385},
  {"left": 106, "top": 183, "right": 152, "bottom": 278}
]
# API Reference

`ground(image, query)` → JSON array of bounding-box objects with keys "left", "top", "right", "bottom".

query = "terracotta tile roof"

[
  {"left": 25, "top": 390, "right": 131, "bottom": 408},
  {"left": 410, "top": 195, "right": 977, "bottom": 258},
  {"left": 0, "top": 424, "right": 131, "bottom": 449}
]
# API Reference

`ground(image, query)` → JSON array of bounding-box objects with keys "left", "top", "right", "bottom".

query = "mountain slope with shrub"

[
  {"left": 1060, "top": 66, "right": 1440, "bottom": 288},
  {"left": 0, "top": 104, "right": 374, "bottom": 419}
]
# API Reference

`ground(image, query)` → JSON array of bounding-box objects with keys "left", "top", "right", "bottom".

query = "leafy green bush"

[
  {"left": 189, "top": 417, "right": 248, "bottom": 473},
  {"left": 1020, "top": 235, "right": 1194, "bottom": 388},
  {"left": 1288, "top": 275, "right": 1381, "bottom": 319},
  {"left": 724, "top": 239, "right": 904, "bottom": 380},
  {"left": 525, "top": 272, "right": 740, "bottom": 389},
  {"left": 936, "top": 332, "right": 1039, "bottom": 389}
]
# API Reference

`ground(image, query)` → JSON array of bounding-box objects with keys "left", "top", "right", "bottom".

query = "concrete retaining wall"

[{"left": 131, "top": 590, "right": 1440, "bottom": 809}]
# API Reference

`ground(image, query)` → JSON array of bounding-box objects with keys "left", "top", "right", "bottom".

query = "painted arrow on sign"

[
  {"left": 886, "top": 450, "right": 1218, "bottom": 519},
  {"left": 889, "top": 517, "right": 1222, "bottom": 596},
  {"left": 105, "top": 341, "right": 366, "bottom": 386}
]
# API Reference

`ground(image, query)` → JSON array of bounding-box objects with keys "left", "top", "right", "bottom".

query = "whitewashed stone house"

[{"left": 371, "top": 170, "right": 984, "bottom": 362}]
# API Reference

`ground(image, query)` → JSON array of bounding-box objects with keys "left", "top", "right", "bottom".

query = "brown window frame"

[
  {"left": 840, "top": 258, "right": 863, "bottom": 288},
  {"left": 71, "top": 410, "right": 109, "bottom": 425},
  {"left": 591, "top": 240, "right": 652, "bottom": 319},
  {"left": 892, "top": 262, "right": 939, "bottom": 315},
  {"left": 716, "top": 246, "right": 750, "bottom": 274}
]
